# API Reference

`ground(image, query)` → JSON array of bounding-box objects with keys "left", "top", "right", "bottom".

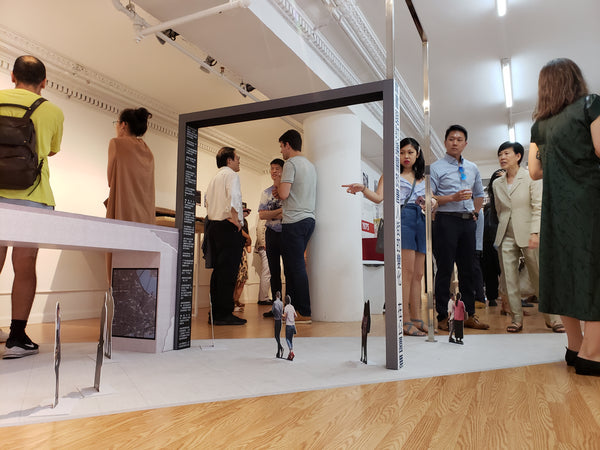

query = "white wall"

[{"left": 0, "top": 72, "right": 272, "bottom": 324}]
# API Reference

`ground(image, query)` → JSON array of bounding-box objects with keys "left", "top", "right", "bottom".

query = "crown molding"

[{"left": 270, "top": 0, "right": 445, "bottom": 159}]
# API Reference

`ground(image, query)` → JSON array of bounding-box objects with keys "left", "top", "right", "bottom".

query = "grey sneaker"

[{"left": 3, "top": 335, "right": 39, "bottom": 359}]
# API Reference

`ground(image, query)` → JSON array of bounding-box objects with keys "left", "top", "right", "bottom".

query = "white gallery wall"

[{"left": 0, "top": 70, "right": 272, "bottom": 324}]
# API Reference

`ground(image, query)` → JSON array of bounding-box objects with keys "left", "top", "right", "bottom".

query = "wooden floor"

[{"left": 4, "top": 302, "right": 600, "bottom": 448}]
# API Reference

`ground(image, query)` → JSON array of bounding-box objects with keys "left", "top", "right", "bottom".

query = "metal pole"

[
  {"left": 385, "top": 0, "right": 395, "bottom": 79},
  {"left": 404, "top": 0, "right": 436, "bottom": 342},
  {"left": 384, "top": 0, "right": 403, "bottom": 370}
]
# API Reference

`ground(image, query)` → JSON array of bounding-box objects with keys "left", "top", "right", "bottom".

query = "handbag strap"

[{"left": 403, "top": 178, "right": 417, "bottom": 207}]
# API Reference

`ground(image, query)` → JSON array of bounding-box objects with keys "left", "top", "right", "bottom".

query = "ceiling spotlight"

[
  {"left": 156, "top": 28, "right": 179, "bottom": 45},
  {"left": 239, "top": 82, "right": 255, "bottom": 97},
  {"left": 200, "top": 56, "right": 217, "bottom": 74}
]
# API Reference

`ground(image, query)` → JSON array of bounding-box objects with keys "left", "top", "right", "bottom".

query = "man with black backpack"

[{"left": 0, "top": 55, "right": 64, "bottom": 359}]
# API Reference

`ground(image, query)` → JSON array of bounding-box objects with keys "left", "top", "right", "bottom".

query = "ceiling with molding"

[{"left": 1, "top": 0, "right": 598, "bottom": 176}]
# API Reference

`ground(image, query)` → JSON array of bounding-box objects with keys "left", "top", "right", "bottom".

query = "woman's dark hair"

[
  {"left": 485, "top": 168, "right": 506, "bottom": 222},
  {"left": 400, "top": 137, "right": 425, "bottom": 180},
  {"left": 497, "top": 141, "right": 524, "bottom": 165},
  {"left": 119, "top": 107, "right": 152, "bottom": 137},
  {"left": 216, "top": 147, "right": 236, "bottom": 168},
  {"left": 533, "top": 58, "right": 589, "bottom": 121},
  {"left": 285, "top": 294, "right": 291, "bottom": 305}
]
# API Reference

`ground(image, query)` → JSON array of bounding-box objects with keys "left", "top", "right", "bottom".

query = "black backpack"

[{"left": 0, "top": 97, "right": 47, "bottom": 190}]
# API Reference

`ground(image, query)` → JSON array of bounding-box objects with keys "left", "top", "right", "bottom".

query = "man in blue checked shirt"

[{"left": 431, "top": 125, "right": 489, "bottom": 331}]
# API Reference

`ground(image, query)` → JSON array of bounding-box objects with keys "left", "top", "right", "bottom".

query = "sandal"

[
  {"left": 410, "top": 318, "right": 438, "bottom": 334},
  {"left": 506, "top": 322, "right": 523, "bottom": 333},
  {"left": 546, "top": 321, "right": 566, "bottom": 333},
  {"left": 403, "top": 321, "right": 426, "bottom": 336}
]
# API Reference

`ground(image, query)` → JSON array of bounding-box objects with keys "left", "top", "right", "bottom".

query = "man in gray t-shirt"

[{"left": 274, "top": 130, "right": 316, "bottom": 322}]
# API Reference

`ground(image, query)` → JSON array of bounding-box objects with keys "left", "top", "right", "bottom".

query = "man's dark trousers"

[
  {"left": 433, "top": 213, "right": 477, "bottom": 320},
  {"left": 209, "top": 220, "right": 244, "bottom": 319}
]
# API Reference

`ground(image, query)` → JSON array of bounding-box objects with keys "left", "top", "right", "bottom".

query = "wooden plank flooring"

[{"left": 3, "top": 302, "right": 600, "bottom": 448}]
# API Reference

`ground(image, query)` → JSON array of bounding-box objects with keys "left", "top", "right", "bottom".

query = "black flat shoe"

[
  {"left": 565, "top": 348, "right": 578, "bottom": 366},
  {"left": 575, "top": 356, "right": 600, "bottom": 376}
]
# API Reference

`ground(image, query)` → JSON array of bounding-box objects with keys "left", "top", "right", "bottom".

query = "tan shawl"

[{"left": 105, "top": 136, "right": 155, "bottom": 225}]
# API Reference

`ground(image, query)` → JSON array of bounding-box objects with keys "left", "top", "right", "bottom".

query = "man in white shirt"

[{"left": 205, "top": 147, "right": 246, "bottom": 325}]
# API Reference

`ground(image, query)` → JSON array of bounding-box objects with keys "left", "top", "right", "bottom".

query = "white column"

[{"left": 304, "top": 112, "right": 364, "bottom": 321}]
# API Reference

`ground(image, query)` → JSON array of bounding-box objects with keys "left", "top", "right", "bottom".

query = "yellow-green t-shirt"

[{"left": 0, "top": 88, "right": 64, "bottom": 206}]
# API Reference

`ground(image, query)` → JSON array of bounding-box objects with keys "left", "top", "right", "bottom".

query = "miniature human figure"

[
  {"left": 361, "top": 300, "right": 371, "bottom": 364},
  {"left": 447, "top": 293, "right": 456, "bottom": 343},
  {"left": 272, "top": 291, "right": 284, "bottom": 358},
  {"left": 282, "top": 294, "right": 297, "bottom": 360},
  {"left": 453, "top": 292, "right": 466, "bottom": 344}
]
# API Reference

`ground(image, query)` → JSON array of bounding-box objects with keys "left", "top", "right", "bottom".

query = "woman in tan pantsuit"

[{"left": 493, "top": 141, "right": 563, "bottom": 333}]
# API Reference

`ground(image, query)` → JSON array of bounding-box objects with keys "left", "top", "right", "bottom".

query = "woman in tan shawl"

[
  {"left": 106, "top": 107, "right": 155, "bottom": 224},
  {"left": 105, "top": 107, "right": 155, "bottom": 280}
]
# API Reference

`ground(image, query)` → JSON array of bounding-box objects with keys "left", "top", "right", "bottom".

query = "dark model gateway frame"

[{"left": 174, "top": 79, "right": 405, "bottom": 369}]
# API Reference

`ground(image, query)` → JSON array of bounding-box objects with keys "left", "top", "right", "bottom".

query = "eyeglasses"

[{"left": 458, "top": 165, "right": 467, "bottom": 181}]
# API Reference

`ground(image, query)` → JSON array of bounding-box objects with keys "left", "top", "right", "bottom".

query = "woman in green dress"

[{"left": 528, "top": 58, "right": 600, "bottom": 376}]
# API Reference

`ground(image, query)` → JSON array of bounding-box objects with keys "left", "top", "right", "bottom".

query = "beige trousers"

[{"left": 499, "top": 220, "right": 560, "bottom": 325}]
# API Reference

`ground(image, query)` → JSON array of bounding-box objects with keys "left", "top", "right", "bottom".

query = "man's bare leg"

[
  {"left": 3, "top": 247, "right": 40, "bottom": 359},
  {"left": 11, "top": 247, "right": 38, "bottom": 320}
]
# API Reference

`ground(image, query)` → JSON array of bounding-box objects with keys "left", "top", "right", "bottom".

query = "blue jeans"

[
  {"left": 285, "top": 324, "right": 296, "bottom": 350},
  {"left": 281, "top": 218, "right": 315, "bottom": 316}
]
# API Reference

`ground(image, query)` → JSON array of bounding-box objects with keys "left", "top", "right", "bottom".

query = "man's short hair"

[
  {"left": 444, "top": 124, "right": 468, "bottom": 141},
  {"left": 13, "top": 55, "right": 46, "bottom": 86},
  {"left": 270, "top": 158, "right": 284, "bottom": 168},
  {"left": 216, "top": 147, "right": 236, "bottom": 168},
  {"left": 279, "top": 129, "right": 302, "bottom": 151}
]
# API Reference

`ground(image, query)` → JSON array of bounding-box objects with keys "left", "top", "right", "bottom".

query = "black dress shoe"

[
  {"left": 575, "top": 356, "right": 600, "bottom": 376},
  {"left": 521, "top": 299, "right": 534, "bottom": 307},
  {"left": 258, "top": 300, "right": 273, "bottom": 305},
  {"left": 263, "top": 311, "right": 274, "bottom": 318},
  {"left": 565, "top": 348, "right": 578, "bottom": 366},
  {"left": 213, "top": 314, "right": 247, "bottom": 326}
]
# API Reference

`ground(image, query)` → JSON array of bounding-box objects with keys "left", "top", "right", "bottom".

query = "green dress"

[{"left": 530, "top": 94, "right": 600, "bottom": 320}]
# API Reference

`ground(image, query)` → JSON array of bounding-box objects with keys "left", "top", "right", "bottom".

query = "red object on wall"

[
  {"left": 361, "top": 220, "right": 374, "bottom": 234},
  {"left": 362, "top": 238, "right": 384, "bottom": 261}
]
